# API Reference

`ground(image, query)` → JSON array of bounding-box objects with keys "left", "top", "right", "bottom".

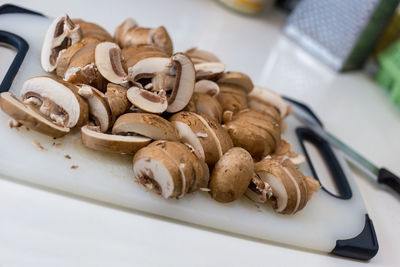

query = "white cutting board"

[{"left": 0, "top": 12, "right": 367, "bottom": 253}]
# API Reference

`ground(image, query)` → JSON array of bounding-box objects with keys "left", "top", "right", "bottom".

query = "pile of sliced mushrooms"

[{"left": 0, "top": 14, "right": 321, "bottom": 214}]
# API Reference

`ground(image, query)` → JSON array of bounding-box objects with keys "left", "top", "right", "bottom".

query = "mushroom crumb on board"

[
  {"left": 32, "top": 140, "right": 47, "bottom": 151},
  {"left": 0, "top": 13, "right": 320, "bottom": 216}
]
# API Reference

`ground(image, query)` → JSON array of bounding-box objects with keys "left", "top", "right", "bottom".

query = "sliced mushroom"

[
  {"left": 112, "top": 113, "right": 179, "bottom": 141},
  {"left": 81, "top": 125, "right": 150, "bottom": 154},
  {"left": 20, "top": 76, "right": 88, "bottom": 128},
  {"left": 41, "top": 14, "right": 82, "bottom": 72},
  {"left": 272, "top": 139, "right": 305, "bottom": 165},
  {"left": 186, "top": 93, "right": 223, "bottom": 123},
  {"left": 166, "top": 53, "right": 195, "bottom": 112},
  {"left": 133, "top": 140, "right": 209, "bottom": 198},
  {"left": 128, "top": 53, "right": 195, "bottom": 113},
  {"left": 122, "top": 44, "right": 168, "bottom": 69},
  {"left": 0, "top": 92, "right": 70, "bottom": 138},
  {"left": 217, "top": 71, "right": 254, "bottom": 93},
  {"left": 248, "top": 95, "right": 281, "bottom": 122},
  {"left": 224, "top": 109, "right": 281, "bottom": 159},
  {"left": 95, "top": 42, "right": 128, "bottom": 84},
  {"left": 169, "top": 112, "right": 232, "bottom": 167},
  {"left": 233, "top": 109, "right": 281, "bottom": 148},
  {"left": 62, "top": 41, "right": 106, "bottom": 90},
  {"left": 118, "top": 24, "right": 173, "bottom": 55},
  {"left": 245, "top": 173, "right": 273, "bottom": 204},
  {"left": 194, "top": 62, "right": 225, "bottom": 80},
  {"left": 194, "top": 80, "right": 220, "bottom": 96},
  {"left": 72, "top": 19, "right": 113, "bottom": 42},
  {"left": 185, "top": 47, "right": 220, "bottom": 64},
  {"left": 127, "top": 84, "right": 167, "bottom": 113},
  {"left": 133, "top": 144, "right": 183, "bottom": 198},
  {"left": 56, "top": 37, "right": 100, "bottom": 78},
  {"left": 114, "top": 18, "right": 138, "bottom": 47},
  {"left": 224, "top": 119, "right": 274, "bottom": 160},
  {"left": 77, "top": 84, "right": 111, "bottom": 132},
  {"left": 254, "top": 158, "right": 319, "bottom": 214},
  {"left": 105, "top": 83, "right": 131, "bottom": 119},
  {"left": 209, "top": 147, "right": 254, "bottom": 203},
  {"left": 217, "top": 84, "right": 248, "bottom": 113},
  {"left": 249, "top": 86, "right": 290, "bottom": 118}
]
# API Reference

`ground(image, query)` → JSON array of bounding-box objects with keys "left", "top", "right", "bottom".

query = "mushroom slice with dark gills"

[
  {"left": 20, "top": 76, "right": 88, "bottom": 128},
  {"left": 41, "top": 14, "right": 82, "bottom": 72},
  {"left": 95, "top": 42, "right": 128, "bottom": 85},
  {"left": 112, "top": 113, "right": 179, "bottom": 141},
  {"left": 128, "top": 53, "right": 195, "bottom": 113}
]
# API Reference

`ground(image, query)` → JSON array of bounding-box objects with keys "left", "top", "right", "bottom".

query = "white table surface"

[{"left": 1, "top": 0, "right": 399, "bottom": 266}]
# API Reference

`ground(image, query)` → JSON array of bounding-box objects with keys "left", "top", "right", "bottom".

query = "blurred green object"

[
  {"left": 377, "top": 41, "right": 400, "bottom": 104},
  {"left": 217, "top": 0, "right": 273, "bottom": 14},
  {"left": 374, "top": 7, "right": 400, "bottom": 56}
]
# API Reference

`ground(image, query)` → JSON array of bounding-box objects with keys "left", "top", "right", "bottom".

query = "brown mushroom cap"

[
  {"left": 249, "top": 86, "right": 290, "bottom": 118},
  {"left": 114, "top": 18, "right": 138, "bottom": 47},
  {"left": 0, "top": 92, "right": 70, "bottom": 138},
  {"left": 217, "top": 84, "right": 248, "bottom": 113},
  {"left": 217, "top": 72, "right": 254, "bottom": 93},
  {"left": 185, "top": 47, "right": 220, "bottom": 64},
  {"left": 121, "top": 26, "right": 173, "bottom": 56},
  {"left": 234, "top": 109, "right": 281, "bottom": 148},
  {"left": 112, "top": 113, "right": 179, "bottom": 141},
  {"left": 56, "top": 37, "right": 100, "bottom": 78},
  {"left": 20, "top": 76, "right": 88, "bottom": 128},
  {"left": 170, "top": 112, "right": 218, "bottom": 165},
  {"left": 169, "top": 112, "right": 232, "bottom": 167},
  {"left": 188, "top": 93, "right": 223, "bottom": 123},
  {"left": 72, "top": 19, "right": 113, "bottom": 42},
  {"left": 62, "top": 42, "right": 106, "bottom": 90},
  {"left": 209, "top": 147, "right": 254, "bottom": 203},
  {"left": 81, "top": 125, "right": 150, "bottom": 154},
  {"left": 248, "top": 95, "right": 281, "bottom": 122},
  {"left": 105, "top": 83, "right": 131, "bottom": 120}
]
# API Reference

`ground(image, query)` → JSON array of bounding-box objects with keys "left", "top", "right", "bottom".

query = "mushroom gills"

[
  {"left": 21, "top": 76, "right": 88, "bottom": 128},
  {"left": 41, "top": 14, "right": 82, "bottom": 72}
]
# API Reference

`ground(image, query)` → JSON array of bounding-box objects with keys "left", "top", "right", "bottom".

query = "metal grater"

[{"left": 284, "top": 0, "right": 399, "bottom": 71}]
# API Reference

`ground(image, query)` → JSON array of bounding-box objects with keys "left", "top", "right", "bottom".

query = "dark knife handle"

[{"left": 378, "top": 168, "right": 400, "bottom": 194}]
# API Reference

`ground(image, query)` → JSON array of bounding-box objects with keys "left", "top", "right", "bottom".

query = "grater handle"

[
  {"left": 378, "top": 168, "right": 400, "bottom": 194},
  {"left": 0, "top": 4, "right": 44, "bottom": 92}
]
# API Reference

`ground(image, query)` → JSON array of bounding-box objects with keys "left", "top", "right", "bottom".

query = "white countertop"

[{"left": 1, "top": 0, "right": 400, "bottom": 266}]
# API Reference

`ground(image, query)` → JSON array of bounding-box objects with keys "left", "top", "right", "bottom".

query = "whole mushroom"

[{"left": 209, "top": 147, "right": 254, "bottom": 203}]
